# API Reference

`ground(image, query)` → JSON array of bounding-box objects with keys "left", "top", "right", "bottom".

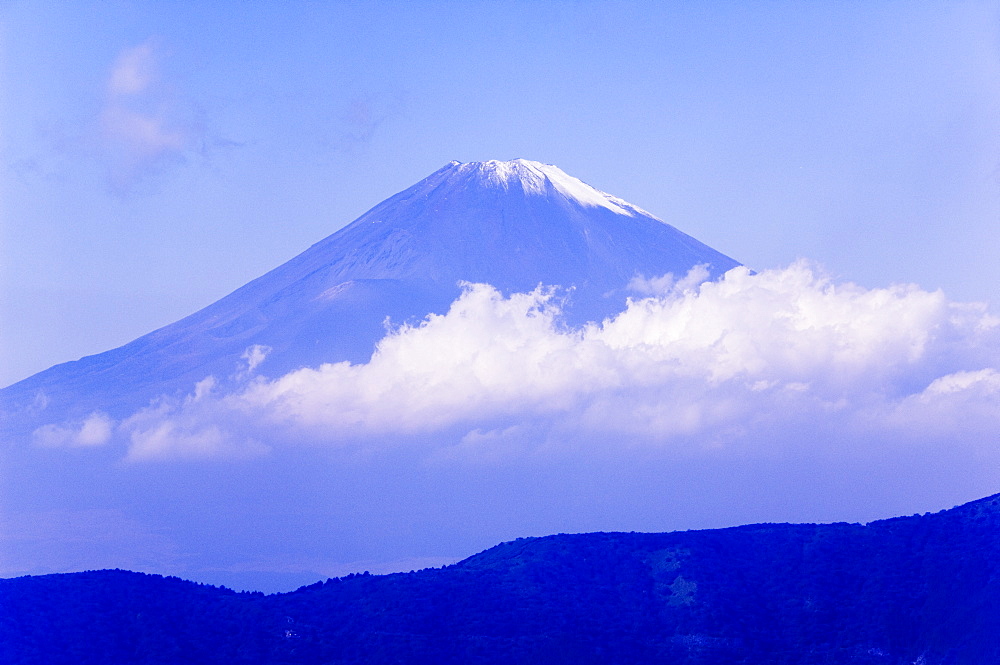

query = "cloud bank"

[{"left": 85, "top": 262, "right": 1000, "bottom": 463}]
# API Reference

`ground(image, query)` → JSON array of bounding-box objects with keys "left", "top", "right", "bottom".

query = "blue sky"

[{"left": 3, "top": 0, "right": 998, "bottom": 388}]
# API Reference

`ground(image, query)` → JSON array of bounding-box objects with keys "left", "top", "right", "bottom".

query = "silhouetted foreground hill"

[{"left": 4, "top": 494, "right": 1000, "bottom": 664}]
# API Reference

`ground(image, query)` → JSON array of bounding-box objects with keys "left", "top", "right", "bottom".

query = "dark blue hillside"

[{"left": 4, "top": 493, "right": 1000, "bottom": 664}]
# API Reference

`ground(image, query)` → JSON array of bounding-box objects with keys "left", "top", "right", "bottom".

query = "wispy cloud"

[
  {"left": 99, "top": 38, "right": 199, "bottom": 192},
  {"left": 320, "top": 91, "right": 408, "bottom": 154},
  {"left": 32, "top": 411, "right": 113, "bottom": 448},
  {"left": 106, "top": 41, "right": 158, "bottom": 96}
]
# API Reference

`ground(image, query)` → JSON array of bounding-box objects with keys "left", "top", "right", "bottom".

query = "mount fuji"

[
  {"left": 1, "top": 159, "right": 738, "bottom": 429},
  {"left": 3, "top": 159, "right": 998, "bottom": 592}
]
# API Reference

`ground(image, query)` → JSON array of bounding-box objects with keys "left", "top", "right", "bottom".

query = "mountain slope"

[
  {"left": 4, "top": 493, "right": 1000, "bottom": 664},
  {"left": 1, "top": 159, "right": 739, "bottom": 425}
]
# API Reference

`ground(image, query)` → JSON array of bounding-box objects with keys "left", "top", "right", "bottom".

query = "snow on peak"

[{"left": 449, "top": 159, "right": 650, "bottom": 217}]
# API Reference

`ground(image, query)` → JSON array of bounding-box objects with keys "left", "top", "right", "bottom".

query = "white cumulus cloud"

[{"left": 112, "top": 262, "right": 1000, "bottom": 462}]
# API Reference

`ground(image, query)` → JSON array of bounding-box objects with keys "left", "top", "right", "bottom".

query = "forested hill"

[{"left": 4, "top": 494, "right": 1000, "bottom": 664}]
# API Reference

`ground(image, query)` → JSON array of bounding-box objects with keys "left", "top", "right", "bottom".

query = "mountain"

[
  {"left": 0, "top": 159, "right": 739, "bottom": 426},
  {"left": 4, "top": 493, "right": 1000, "bottom": 664}
]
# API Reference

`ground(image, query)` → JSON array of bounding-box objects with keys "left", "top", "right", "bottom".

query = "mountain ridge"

[{"left": 3, "top": 491, "right": 999, "bottom": 664}]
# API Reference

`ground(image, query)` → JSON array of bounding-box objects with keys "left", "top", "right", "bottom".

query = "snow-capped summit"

[
  {"left": 288, "top": 158, "right": 735, "bottom": 292},
  {"left": 444, "top": 159, "right": 648, "bottom": 217},
  {"left": 1, "top": 160, "right": 740, "bottom": 424}
]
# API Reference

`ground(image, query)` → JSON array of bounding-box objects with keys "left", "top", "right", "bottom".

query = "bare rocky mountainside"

[{"left": 3, "top": 493, "right": 1000, "bottom": 664}]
